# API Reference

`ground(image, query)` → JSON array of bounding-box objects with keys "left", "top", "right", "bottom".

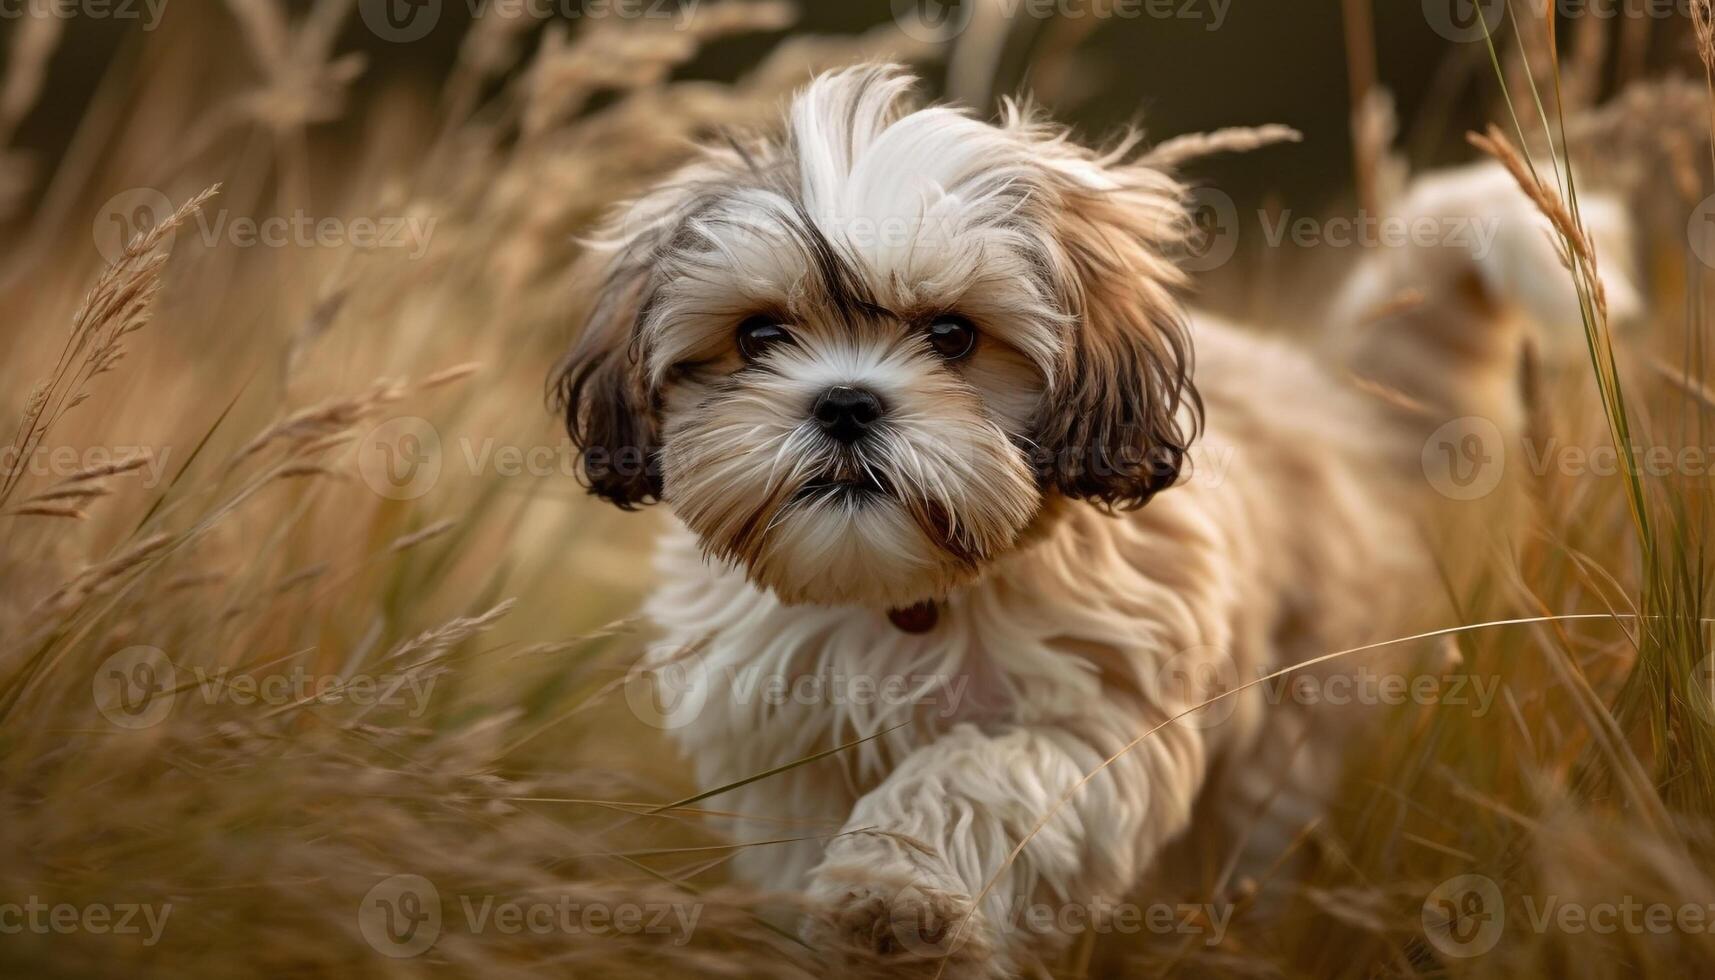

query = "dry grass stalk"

[
  {"left": 293, "top": 433, "right": 354, "bottom": 457},
  {"left": 33, "top": 531, "right": 175, "bottom": 616},
  {"left": 222, "top": 0, "right": 365, "bottom": 131},
  {"left": 1340, "top": 0, "right": 1380, "bottom": 214},
  {"left": 1141, "top": 125, "right": 1303, "bottom": 169},
  {"left": 386, "top": 599, "right": 519, "bottom": 664},
  {"left": 282, "top": 285, "right": 350, "bottom": 384},
  {"left": 272, "top": 561, "right": 328, "bottom": 592},
  {"left": 1694, "top": 0, "right": 1715, "bottom": 179},
  {"left": 21, "top": 484, "right": 112, "bottom": 505},
  {"left": 165, "top": 570, "right": 227, "bottom": 591},
  {"left": 1, "top": 186, "right": 217, "bottom": 510},
  {"left": 1694, "top": 0, "right": 1715, "bottom": 76},
  {"left": 449, "top": 0, "right": 545, "bottom": 102},
  {"left": 419, "top": 361, "right": 484, "bottom": 389},
  {"left": 4, "top": 504, "right": 85, "bottom": 519},
  {"left": 1567, "top": 75, "right": 1707, "bottom": 144},
  {"left": 272, "top": 463, "right": 341, "bottom": 481},
  {"left": 54, "top": 449, "right": 154, "bottom": 484},
  {"left": 517, "top": 1, "right": 796, "bottom": 141},
  {"left": 1467, "top": 124, "right": 1609, "bottom": 324},
  {"left": 1562, "top": 75, "right": 1708, "bottom": 197},
  {"left": 233, "top": 378, "right": 405, "bottom": 463},
  {"left": 388, "top": 518, "right": 458, "bottom": 552},
  {"left": 1347, "top": 373, "right": 1433, "bottom": 417},
  {"left": 1650, "top": 354, "right": 1715, "bottom": 413}
]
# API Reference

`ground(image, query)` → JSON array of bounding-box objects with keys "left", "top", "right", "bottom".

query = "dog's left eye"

[
  {"left": 926, "top": 316, "right": 977, "bottom": 360},
  {"left": 737, "top": 317, "right": 794, "bottom": 362}
]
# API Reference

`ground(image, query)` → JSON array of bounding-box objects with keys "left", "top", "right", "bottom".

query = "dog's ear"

[
  {"left": 551, "top": 248, "right": 663, "bottom": 510},
  {"left": 1029, "top": 151, "right": 1203, "bottom": 511}
]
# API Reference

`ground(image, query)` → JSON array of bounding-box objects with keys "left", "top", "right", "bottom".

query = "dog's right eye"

[{"left": 737, "top": 317, "right": 794, "bottom": 362}]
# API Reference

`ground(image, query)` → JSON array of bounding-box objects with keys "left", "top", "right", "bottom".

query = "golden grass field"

[{"left": 3, "top": 1, "right": 1715, "bottom": 977}]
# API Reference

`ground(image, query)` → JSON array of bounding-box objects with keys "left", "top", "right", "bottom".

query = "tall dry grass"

[
  {"left": 0, "top": 4, "right": 928, "bottom": 977},
  {"left": 0, "top": 2, "right": 1713, "bottom": 978}
]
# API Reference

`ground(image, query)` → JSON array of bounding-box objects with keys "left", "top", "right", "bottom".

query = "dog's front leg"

[{"left": 804, "top": 717, "right": 1207, "bottom": 978}]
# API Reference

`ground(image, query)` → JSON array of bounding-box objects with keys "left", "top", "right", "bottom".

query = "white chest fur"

[{"left": 643, "top": 494, "right": 1252, "bottom": 795}]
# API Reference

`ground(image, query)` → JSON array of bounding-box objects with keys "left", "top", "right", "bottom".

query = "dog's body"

[
  {"left": 554, "top": 66, "right": 1585, "bottom": 976},
  {"left": 644, "top": 312, "right": 1440, "bottom": 972},
  {"left": 648, "top": 314, "right": 1426, "bottom": 878}
]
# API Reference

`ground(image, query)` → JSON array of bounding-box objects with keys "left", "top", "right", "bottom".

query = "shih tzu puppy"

[{"left": 552, "top": 65, "right": 1593, "bottom": 976}]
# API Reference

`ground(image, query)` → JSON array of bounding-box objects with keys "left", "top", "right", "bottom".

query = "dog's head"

[{"left": 553, "top": 66, "right": 1201, "bottom": 606}]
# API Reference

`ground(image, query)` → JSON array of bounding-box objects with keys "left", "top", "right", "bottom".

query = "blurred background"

[
  {"left": 10, "top": 1, "right": 1452, "bottom": 205},
  {"left": 2, "top": 0, "right": 1702, "bottom": 318},
  {"left": 0, "top": 1, "right": 1690, "bottom": 199}
]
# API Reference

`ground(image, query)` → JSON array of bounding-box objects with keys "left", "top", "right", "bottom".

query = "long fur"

[{"left": 551, "top": 66, "right": 1554, "bottom": 977}]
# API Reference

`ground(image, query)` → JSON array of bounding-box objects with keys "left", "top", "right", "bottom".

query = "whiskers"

[{"left": 661, "top": 363, "right": 1043, "bottom": 606}]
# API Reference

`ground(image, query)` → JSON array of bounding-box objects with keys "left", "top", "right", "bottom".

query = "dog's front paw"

[{"left": 804, "top": 862, "right": 1002, "bottom": 979}]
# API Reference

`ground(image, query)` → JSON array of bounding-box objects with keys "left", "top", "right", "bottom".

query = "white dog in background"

[{"left": 553, "top": 65, "right": 1633, "bottom": 977}]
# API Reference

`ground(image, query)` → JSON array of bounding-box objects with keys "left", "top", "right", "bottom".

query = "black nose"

[{"left": 812, "top": 386, "right": 884, "bottom": 444}]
